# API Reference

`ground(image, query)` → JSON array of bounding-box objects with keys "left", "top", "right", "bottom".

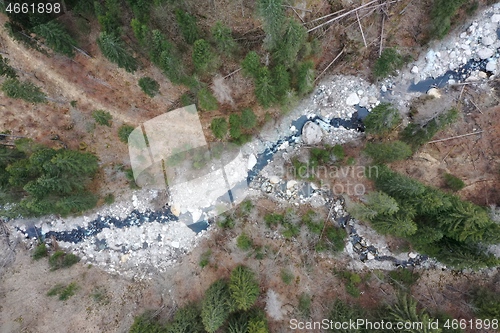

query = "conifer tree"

[
  {"left": 273, "top": 19, "right": 307, "bottom": 67},
  {"left": 363, "top": 141, "right": 412, "bottom": 164},
  {"left": 296, "top": 61, "right": 315, "bottom": 95},
  {"left": 229, "top": 265, "right": 260, "bottom": 311},
  {"left": 241, "top": 108, "right": 257, "bottom": 129},
  {"left": 241, "top": 51, "right": 261, "bottom": 79},
  {"left": 211, "top": 21, "right": 237, "bottom": 54},
  {"left": 34, "top": 21, "right": 76, "bottom": 57},
  {"left": 97, "top": 32, "right": 137, "bottom": 73},
  {"left": 255, "top": 66, "right": 275, "bottom": 108},
  {"left": 201, "top": 280, "right": 231, "bottom": 333},
  {"left": 192, "top": 39, "right": 213, "bottom": 73},
  {"left": 0, "top": 55, "right": 17, "bottom": 78},
  {"left": 211, "top": 117, "right": 228, "bottom": 139},
  {"left": 257, "top": 0, "right": 285, "bottom": 50},
  {"left": 387, "top": 293, "right": 440, "bottom": 333},
  {"left": 1, "top": 78, "right": 46, "bottom": 103},
  {"left": 175, "top": 9, "right": 200, "bottom": 45},
  {"left": 272, "top": 64, "right": 291, "bottom": 102},
  {"left": 138, "top": 77, "right": 160, "bottom": 97},
  {"left": 363, "top": 103, "right": 401, "bottom": 136}
]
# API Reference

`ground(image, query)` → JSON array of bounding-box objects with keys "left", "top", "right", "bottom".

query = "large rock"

[
  {"left": 427, "top": 88, "right": 441, "bottom": 99},
  {"left": 345, "top": 92, "right": 360, "bottom": 106},
  {"left": 482, "top": 35, "right": 496, "bottom": 46},
  {"left": 492, "top": 14, "right": 500, "bottom": 23},
  {"left": 477, "top": 47, "right": 495, "bottom": 60},
  {"left": 301, "top": 121, "right": 323, "bottom": 145},
  {"left": 486, "top": 60, "right": 497, "bottom": 73}
]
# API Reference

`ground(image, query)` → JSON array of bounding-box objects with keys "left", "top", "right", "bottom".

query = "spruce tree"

[
  {"left": 175, "top": 9, "right": 200, "bottom": 45},
  {"left": 97, "top": 32, "right": 137, "bottom": 73},
  {"left": 138, "top": 77, "right": 160, "bottom": 97},
  {"left": 241, "top": 108, "right": 257, "bottom": 129},
  {"left": 192, "top": 39, "right": 213, "bottom": 73},
  {"left": 34, "top": 21, "right": 76, "bottom": 57},
  {"left": 257, "top": 0, "right": 285, "bottom": 50},
  {"left": 0, "top": 55, "right": 17, "bottom": 78},
  {"left": 1, "top": 78, "right": 46, "bottom": 103},
  {"left": 363, "top": 103, "right": 401, "bottom": 136},
  {"left": 272, "top": 64, "right": 291, "bottom": 102},
  {"left": 387, "top": 293, "right": 440, "bottom": 333},
  {"left": 197, "top": 88, "right": 219, "bottom": 111},
  {"left": 211, "top": 118, "right": 228, "bottom": 139},
  {"left": 363, "top": 141, "right": 412, "bottom": 164},
  {"left": 296, "top": 61, "right": 315, "bottom": 95},
  {"left": 229, "top": 265, "right": 260, "bottom": 311},
  {"left": 211, "top": 21, "right": 237, "bottom": 54},
  {"left": 201, "top": 280, "right": 231, "bottom": 333},
  {"left": 241, "top": 51, "right": 261, "bottom": 79},
  {"left": 273, "top": 19, "right": 307, "bottom": 67},
  {"left": 255, "top": 66, "right": 275, "bottom": 108},
  {"left": 229, "top": 114, "right": 242, "bottom": 139}
]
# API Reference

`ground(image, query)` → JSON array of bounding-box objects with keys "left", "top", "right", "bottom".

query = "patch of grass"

[
  {"left": 236, "top": 233, "right": 253, "bottom": 251},
  {"left": 217, "top": 215, "right": 236, "bottom": 229},
  {"left": 199, "top": 250, "right": 212, "bottom": 268},
  {"left": 33, "top": 242, "right": 48, "bottom": 260},
  {"left": 47, "top": 282, "right": 79, "bottom": 301},
  {"left": 373, "top": 48, "right": 405, "bottom": 78},
  {"left": 92, "top": 110, "right": 112, "bottom": 127},
  {"left": 264, "top": 213, "right": 284, "bottom": 228},
  {"left": 90, "top": 286, "right": 110, "bottom": 305},
  {"left": 281, "top": 269, "right": 294, "bottom": 285},
  {"left": 104, "top": 193, "right": 115, "bottom": 205},
  {"left": 298, "top": 293, "right": 311, "bottom": 318},
  {"left": 332, "top": 144, "right": 345, "bottom": 161},
  {"left": 443, "top": 173, "right": 465, "bottom": 191},
  {"left": 49, "top": 251, "right": 80, "bottom": 270}
]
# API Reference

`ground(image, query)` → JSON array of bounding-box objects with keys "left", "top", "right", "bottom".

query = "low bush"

[
  {"left": 281, "top": 269, "right": 294, "bottom": 285},
  {"left": 118, "top": 124, "right": 135, "bottom": 144},
  {"left": 443, "top": 173, "right": 465, "bottom": 191},
  {"left": 49, "top": 250, "right": 80, "bottom": 270},
  {"left": 237, "top": 233, "right": 253, "bottom": 251},
  {"left": 138, "top": 77, "right": 160, "bottom": 97},
  {"left": 2, "top": 78, "right": 46, "bottom": 103},
  {"left": 373, "top": 48, "right": 405, "bottom": 78},
  {"left": 47, "top": 282, "right": 79, "bottom": 301},
  {"left": 199, "top": 250, "right": 212, "bottom": 268},
  {"left": 211, "top": 117, "right": 228, "bottom": 139},
  {"left": 92, "top": 110, "right": 112, "bottom": 127},
  {"left": 33, "top": 242, "right": 48, "bottom": 260}
]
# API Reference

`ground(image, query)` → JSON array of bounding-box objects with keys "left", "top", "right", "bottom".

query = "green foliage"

[
  {"left": 175, "top": 9, "right": 200, "bottom": 45},
  {"left": 126, "top": 0, "right": 151, "bottom": 22},
  {"left": 443, "top": 173, "right": 465, "bottom": 191},
  {"left": 211, "top": 21, "right": 237, "bottom": 54},
  {"left": 264, "top": 213, "right": 284, "bottom": 228},
  {"left": 192, "top": 39, "right": 213, "bottom": 73},
  {"left": 241, "top": 52, "right": 261, "bottom": 79},
  {"left": 241, "top": 108, "right": 257, "bottom": 129},
  {"left": 296, "top": 61, "right": 315, "bottom": 96},
  {"left": 280, "top": 269, "right": 294, "bottom": 285},
  {"left": 328, "top": 299, "right": 365, "bottom": 333},
  {"left": 211, "top": 117, "right": 228, "bottom": 139},
  {"left": 332, "top": 144, "right": 345, "bottom": 161},
  {"left": 165, "top": 303, "right": 204, "bottom": 333},
  {"left": 236, "top": 233, "right": 253, "bottom": 251},
  {"left": 272, "top": 64, "right": 291, "bottom": 103},
  {"left": 273, "top": 19, "right": 307, "bottom": 67},
  {"left": 431, "top": 0, "right": 467, "bottom": 39},
  {"left": 34, "top": 21, "right": 76, "bottom": 57},
  {"left": 255, "top": 67, "right": 275, "bottom": 108},
  {"left": 104, "top": 193, "right": 115, "bottom": 205},
  {"left": 197, "top": 88, "right": 219, "bottom": 111},
  {"left": 471, "top": 287, "right": 500, "bottom": 319},
  {"left": 363, "top": 103, "right": 401, "bottom": 136},
  {"left": 118, "top": 124, "right": 135, "bottom": 144},
  {"left": 131, "top": 18, "right": 149, "bottom": 46},
  {"left": 257, "top": 0, "right": 285, "bottom": 50},
  {"left": 388, "top": 269, "right": 420, "bottom": 289},
  {"left": 229, "top": 265, "right": 260, "bottom": 311},
  {"left": 49, "top": 250, "right": 80, "bottom": 270},
  {"left": 33, "top": 242, "right": 48, "bottom": 260},
  {"left": 386, "top": 293, "right": 440, "bottom": 333},
  {"left": 138, "top": 77, "right": 160, "bottom": 97},
  {"left": 363, "top": 141, "right": 412, "bottom": 164},
  {"left": 229, "top": 114, "right": 242, "bottom": 139},
  {"left": 129, "top": 312, "right": 164, "bottom": 333},
  {"left": 297, "top": 293, "right": 311, "bottom": 318},
  {"left": 201, "top": 280, "right": 231, "bottom": 333},
  {"left": 96, "top": 0, "right": 122, "bottom": 35},
  {"left": 199, "top": 250, "right": 211, "bottom": 268},
  {"left": 97, "top": 32, "right": 137, "bottom": 73},
  {"left": 373, "top": 48, "right": 405, "bottom": 78},
  {"left": 217, "top": 215, "right": 236, "bottom": 229},
  {"left": 1, "top": 78, "right": 46, "bottom": 103},
  {"left": 47, "top": 282, "right": 79, "bottom": 300},
  {"left": 92, "top": 110, "right": 112, "bottom": 127},
  {"left": 401, "top": 108, "right": 458, "bottom": 151},
  {"left": 0, "top": 55, "right": 17, "bottom": 78}
]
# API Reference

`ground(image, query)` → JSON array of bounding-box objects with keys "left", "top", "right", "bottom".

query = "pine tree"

[
  {"left": 0, "top": 55, "right": 17, "bottom": 78},
  {"left": 138, "top": 77, "right": 160, "bottom": 97},
  {"left": 201, "top": 280, "right": 231, "bottom": 333},
  {"left": 241, "top": 51, "right": 261, "bottom": 79},
  {"left": 257, "top": 0, "right": 285, "bottom": 50},
  {"left": 192, "top": 39, "right": 213, "bottom": 73},
  {"left": 164, "top": 303, "right": 204, "bottom": 333},
  {"left": 371, "top": 207, "right": 418, "bottom": 237},
  {"left": 97, "top": 32, "right": 137, "bottom": 73},
  {"left": 272, "top": 64, "right": 291, "bottom": 102},
  {"left": 34, "top": 21, "right": 76, "bottom": 57},
  {"left": 387, "top": 293, "right": 440, "bottom": 333},
  {"left": 296, "top": 61, "right": 315, "bottom": 95},
  {"left": 255, "top": 66, "right": 275, "bottom": 108},
  {"left": 131, "top": 19, "right": 150, "bottom": 46},
  {"left": 366, "top": 191, "right": 399, "bottom": 215},
  {"left": 363, "top": 103, "right": 401, "bottom": 136},
  {"left": 363, "top": 141, "right": 412, "bottom": 164},
  {"left": 273, "top": 19, "right": 307, "bottom": 67},
  {"left": 229, "top": 265, "right": 260, "bottom": 311},
  {"left": 2, "top": 78, "right": 46, "bottom": 103},
  {"left": 241, "top": 108, "right": 257, "bottom": 129},
  {"left": 211, "top": 117, "right": 228, "bottom": 139},
  {"left": 49, "top": 150, "right": 99, "bottom": 176},
  {"left": 211, "top": 21, "right": 237, "bottom": 54},
  {"left": 197, "top": 88, "right": 219, "bottom": 111},
  {"left": 175, "top": 9, "right": 200, "bottom": 45}
]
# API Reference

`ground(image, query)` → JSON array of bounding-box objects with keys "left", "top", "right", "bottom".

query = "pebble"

[
  {"left": 477, "top": 47, "right": 494, "bottom": 60},
  {"left": 345, "top": 92, "right": 360, "bottom": 106},
  {"left": 411, "top": 66, "right": 419, "bottom": 74}
]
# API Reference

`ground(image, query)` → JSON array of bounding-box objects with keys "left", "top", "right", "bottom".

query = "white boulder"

[
  {"left": 345, "top": 92, "right": 360, "bottom": 106},
  {"left": 301, "top": 121, "right": 323, "bottom": 145}
]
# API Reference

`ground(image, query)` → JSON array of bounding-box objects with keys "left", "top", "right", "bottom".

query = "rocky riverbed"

[{"left": 7, "top": 3, "right": 500, "bottom": 278}]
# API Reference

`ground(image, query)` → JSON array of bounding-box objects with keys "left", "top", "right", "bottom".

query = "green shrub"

[
  {"left": 229, "top": 114, "right": 242, "bottom": 139},
  {"left": 118, "top": 124, "right": 135, "bottom": 143},
  {"left": 217, "top": 215, "right": 236, "bottom": 229},
  {"left": 138, "top": 77, "right": 159, "bottom": 97},
  {"left": 237, "top": 233, "right": 253, "bottom": 251},
  {"left": 97, "top": 32, "right": 137, "bottom": 73},
  {"left": 443, "top": 173, "right": 465, "bottom": 191},
  {"left": 175, "top": 9, "right": 200, "bottom": 44},
  {"left": 431, "top": 0, "right": 467, "bottom": 39},
  {"left": 264, "top": 213, "right": 284, "bottom": 228},
  {"left": 92, "top": 110, "right": 112, "bottom": 127},
  {"left": 33, "top": 242, "right": 48, "bottom": 260},
  {"left": 47, "top": 282, "right": 79, "bottom": 301},
  {"left": 34, "top": 21, "right": 76, "bottom": 57},
  {"left": 129, "top": 312, "right": 164, "bottom": 333},
  {"left": 281, "top": 269, "right": 294, "bottom": 285},
  {"left": 192, "top": 39, "right": 214, "bottom": 73},
  {"left": 0, "top": 55, "right": 17, "bottom": 78},
  {"left": 49, "top": 251, "right": 80, "bottom": 270},
  {"left": 199, "top": 250, "right": 212, "bottom": 268},
  {"left": 363, "top": 141, "right": 412, "bottom": 164},
  {"left": 373, "top": 48, "right": 405, "bottom": 78},
  {"left": 471, "top": 287, "right": 500, "bottom": 319},
  {"left": 229, "top": 265, "right": 260, "bottom": 311},
  {"left": 197, "top": 88, "right": 219, "bottom": 111},
  {"left": 241, "top": 108, "right": 257, "bottom": 129},
  {"left": 332, "top": 144, "right": 345, "bottom": 161},
  {"left": 211, "top": 117, "right": 228, "bottom": 139},
  {"left": 1, "top": 78, "right": 46, "bottom": 103},
  {"left": 363, "top": 103, "right": 400, "bottom": 136}
]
